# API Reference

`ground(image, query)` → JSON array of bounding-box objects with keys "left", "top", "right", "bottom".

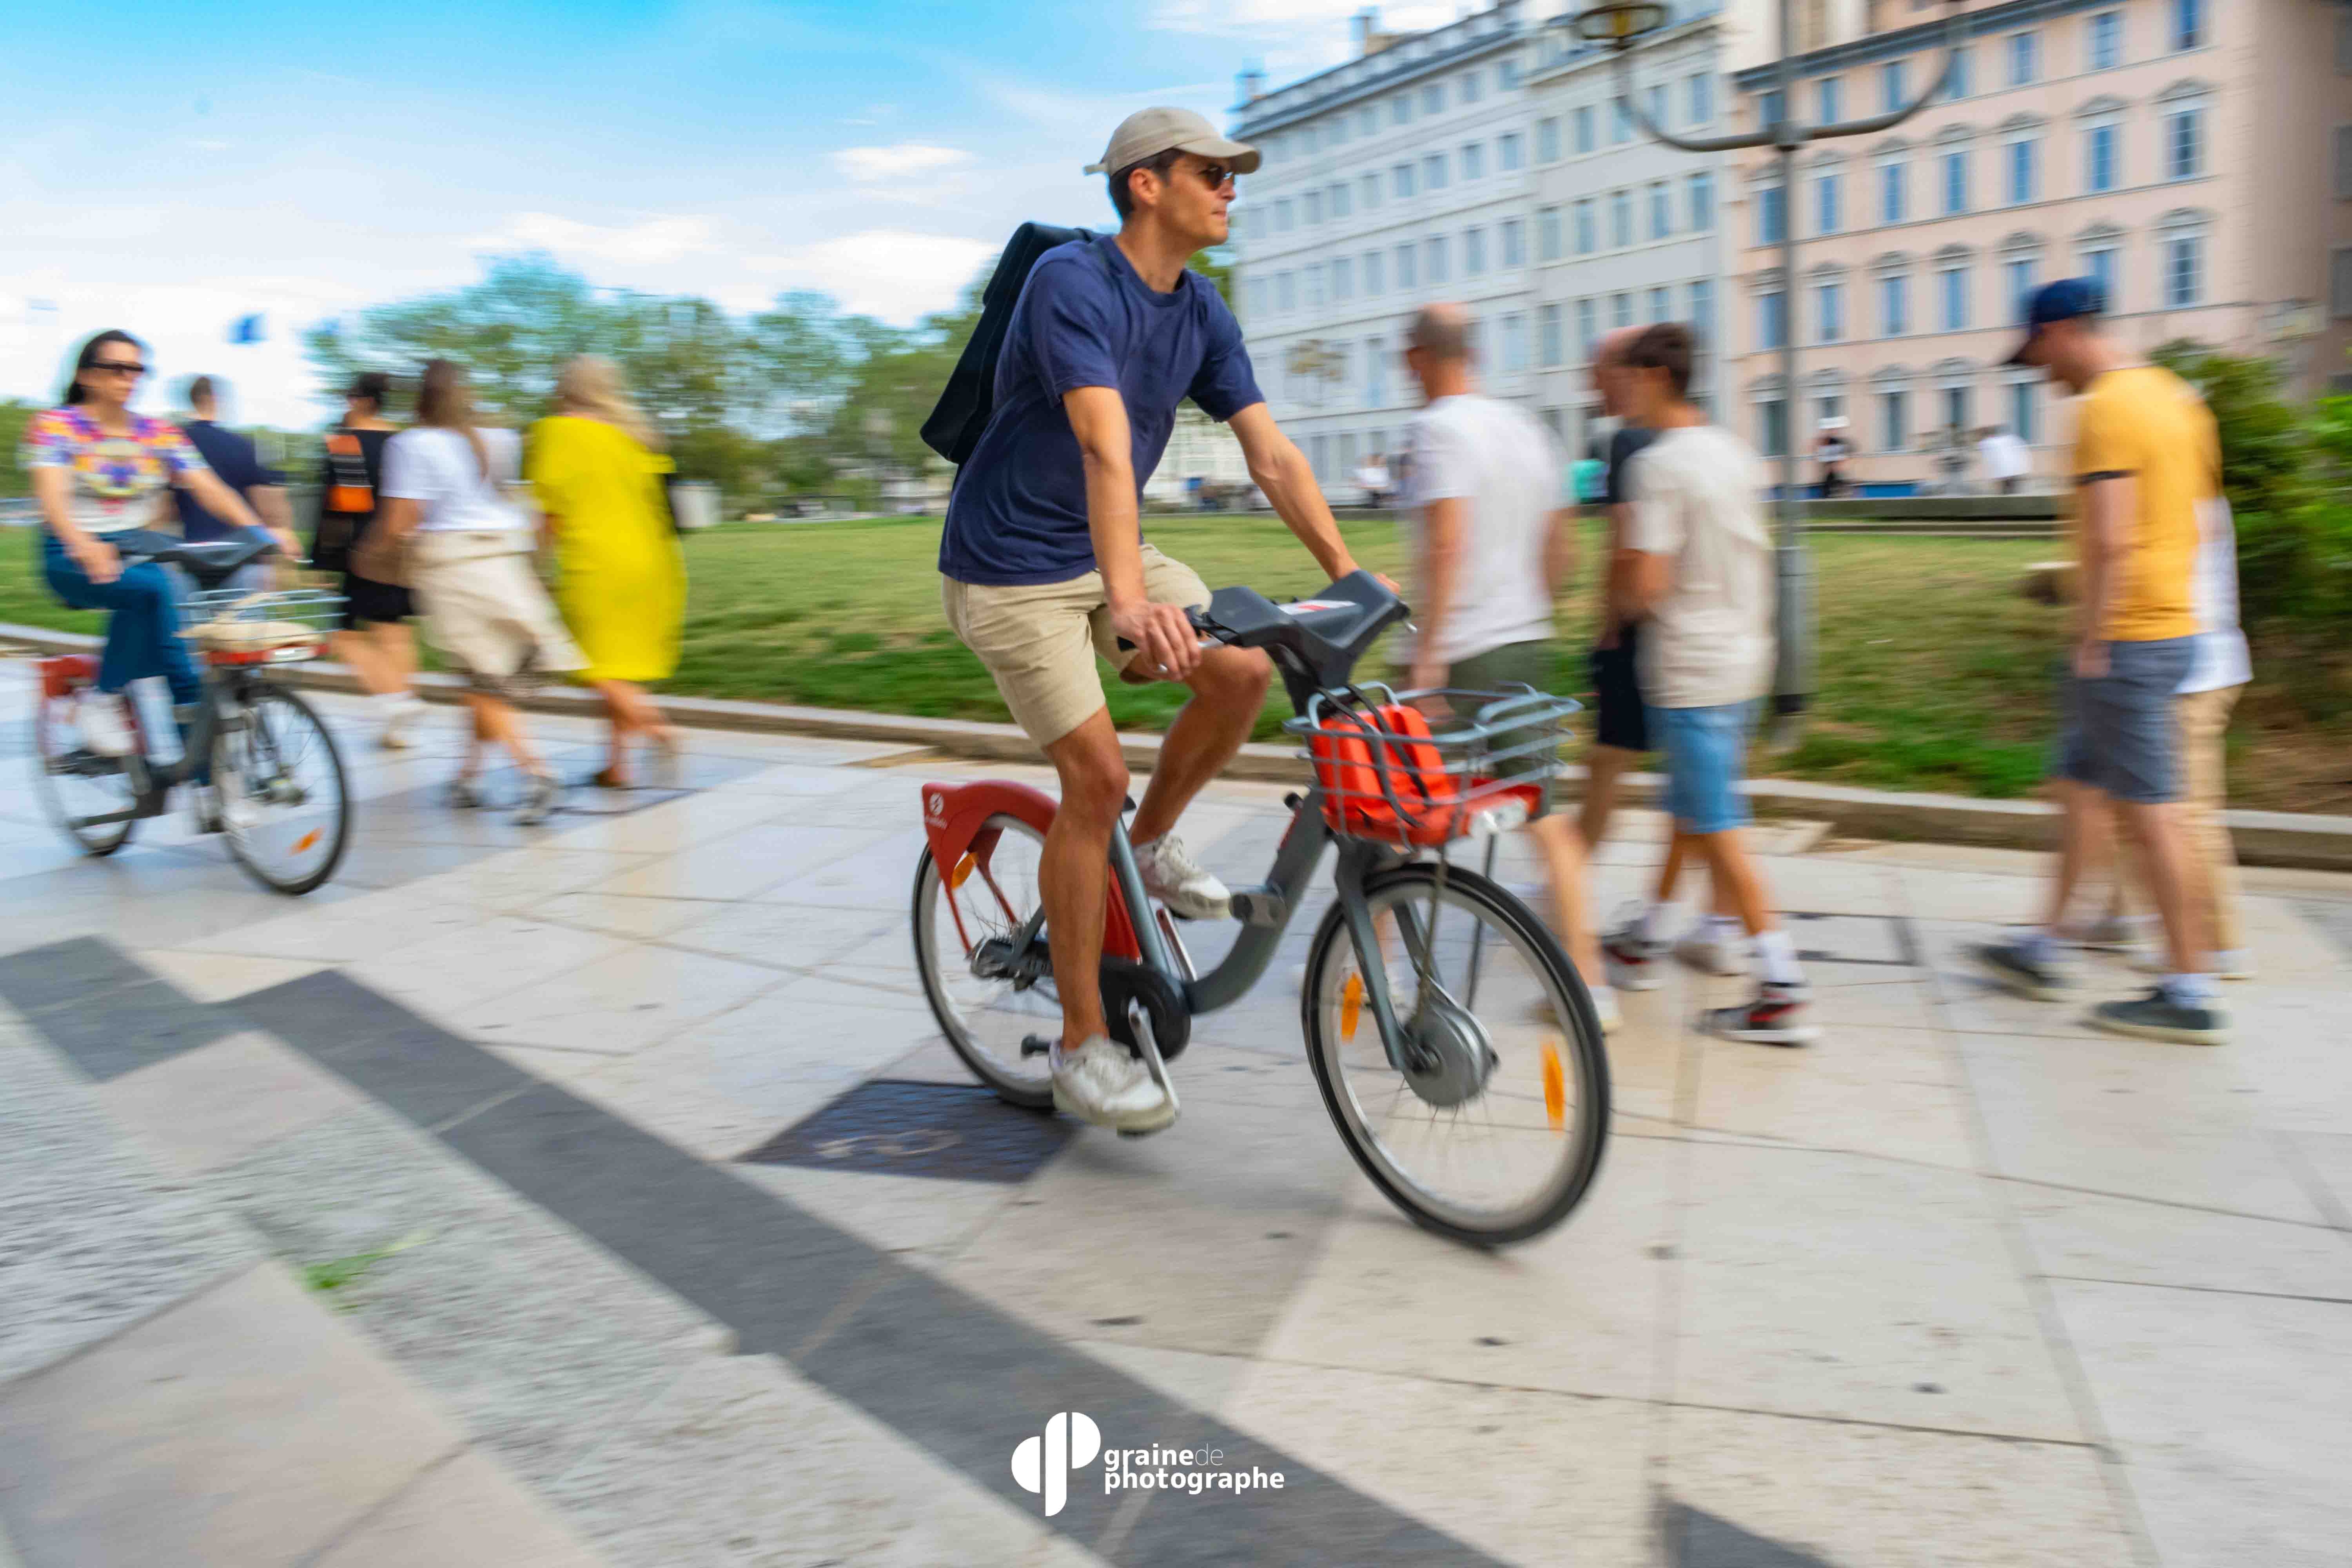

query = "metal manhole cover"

[{"left": 736, "top": 1078, "right": 1072, "bottom": 1183}]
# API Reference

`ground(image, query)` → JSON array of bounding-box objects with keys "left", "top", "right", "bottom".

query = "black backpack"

[{"left": 920, "top": 222, "right": 1098, "bottom": 466}]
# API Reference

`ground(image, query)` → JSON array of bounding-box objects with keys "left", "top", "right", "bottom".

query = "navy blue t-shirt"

[
  {"left": 175, "top": 420, "right": 283, "bottom": 541},
  {"left": 938, "top": 238, "right": 1263, "bottom": 586}
]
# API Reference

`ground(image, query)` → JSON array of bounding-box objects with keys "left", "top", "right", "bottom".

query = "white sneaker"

[
  {"left": 76, "top": 695, "right": 137, "bottom": 757},
  {"left": 1134, "top": 833, "right": 1230, "bottom": 920},
  {"left": 379, "top": 695, "right": 428, "bottom": 751},
  {"left": 1051, "top": 1037, "right": 1177, "bottom": 1133},
  {"left": 1674, "top": 924, "right": 1748, "bottom": 977}
]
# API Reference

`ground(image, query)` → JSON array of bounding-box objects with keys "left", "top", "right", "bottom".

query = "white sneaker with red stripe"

[{"left": 1700, "top": 981, "right": 1819, "bottom": 1047}]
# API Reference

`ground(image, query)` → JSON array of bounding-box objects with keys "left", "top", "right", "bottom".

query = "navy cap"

[{"left": 2004, "top": 277, "right": 2107, "bottom": 365}]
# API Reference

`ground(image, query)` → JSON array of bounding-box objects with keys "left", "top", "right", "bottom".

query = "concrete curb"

[{"left": 9, "top": 620, "right": 2351, "bottom": 871}]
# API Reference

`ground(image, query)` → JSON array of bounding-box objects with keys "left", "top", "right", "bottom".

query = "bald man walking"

[{"left": 1401, "top": 303, "right": 1617, "bottom": 1031}]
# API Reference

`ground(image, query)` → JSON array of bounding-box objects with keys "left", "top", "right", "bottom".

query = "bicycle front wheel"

[
  {"left": 213, "top": 683, "right": 350, "bottom": 895},
  {"left": 1303, "top": 859, "right": 1610, "bottom": 1247}
]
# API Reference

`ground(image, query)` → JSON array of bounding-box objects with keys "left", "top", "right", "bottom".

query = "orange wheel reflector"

[
  {"left": 1340, "top": 973, "right": 1365, "bottom": 1040},
  {"left": 949, "top": 852, "right": 976, "bottom": 890},
  {"left": 293, "top": 830, "right": 321, "bottom": 854},
  {"left": 1541, "top": 1038, "right": 1566, "bottom": 1131}
]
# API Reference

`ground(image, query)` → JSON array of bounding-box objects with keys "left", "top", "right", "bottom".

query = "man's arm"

[
  {"left": 1407, "top": 494, "right": 1467, "bottom": 691},
  {"left": 1618, "top": 454, "right": 1678, "bottom": 619},
  {"left": 1226, "top": 403, "right": 1359, "bottom": 583},
  {"left": 2072, "top": 474, "right": 2129, "bottom": 677},
  {"left": 1064, "top": 385, "right": 1200, "bottom": 681}
]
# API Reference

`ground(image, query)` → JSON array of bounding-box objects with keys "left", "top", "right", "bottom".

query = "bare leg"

[
  {"left": 1040, "top": 710, "right": 1129, "bottom": 1049},
  {"left": 331, "top": 629, "right": 400, "bottom": 696},
  {"left": 1686, "top": 825, "right": 1775, "bottom": 937},
  {"left": 1127, "top": 645, "right": 1272, "bottom": 846},
  {"left": 2040, "top": 779, "right": 2105, "bottom": 933},
  {"left": 463, "top": 693, "right": 545, "bottom": 779},
  {"left": 1526, "top": 813, "right": 1604, "bottom": 985},
  {"left": 592, "top": 679, "right": 642, "bottom": 780},
  {"left": 2116, "top": 799, "right": 2207, "bottom": 976},
  {"left": 375, "top": 622, "right": 417, "bottom": 694},
  {"left": 1577, "top": 744, "right": 1641, "bottom": 852}
]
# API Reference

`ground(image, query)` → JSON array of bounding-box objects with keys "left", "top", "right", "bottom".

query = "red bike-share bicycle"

[
  {"left": 30, "top": 535, "right": 352, "bottom": 896},
  {"left": 911, "top": 573, "right": 1610, "bottom": 1246}
]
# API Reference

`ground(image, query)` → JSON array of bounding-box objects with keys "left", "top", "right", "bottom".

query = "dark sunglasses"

[
  {"left": 1194, "top": 163, "right": 1236, "bottom": 190},
  {"left": 89, "top": 360, "right": 147, "bottom": 376}
]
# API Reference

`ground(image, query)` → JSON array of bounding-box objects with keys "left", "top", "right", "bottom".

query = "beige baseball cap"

[{"left": 1084, "top": 107, "right": 1260, "bottom": 176}]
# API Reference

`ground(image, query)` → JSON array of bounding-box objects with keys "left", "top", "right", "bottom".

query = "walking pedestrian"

[
  {"left": 172, "top": 374, "right": 289, "bottom": 596},
  {"left": 528, "top": 355, "right": 687, "bottom": 789},
  {"left": 1609, "top": 323, "right": 1817, "bottom": 1045},
  {"left": 1978, "top": 424, "right": 2032, "bottom": 495},
  {"left": 315, "top": 372, "right": 429, "bottom": 749},
  {"left": 23, "top": 331, "right": 294, "bottom": 760},
  {"left": 1581, "top": 328, "right": 1740, "bottom": 988},
  {"left": 1971, "top": 279, "right": 2226, "bottom": 1044},
  {"left": 1399, "top": 303, "right": 1615, "bottom": 1033},
  {"left": 1812, "top": 419, "right": 1852, "bottom": 499},
  {"left": 379, "top": 359, "right": 584, "bottom": 824}
]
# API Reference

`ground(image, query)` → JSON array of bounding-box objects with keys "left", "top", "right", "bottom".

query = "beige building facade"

[{"left": 1719, "top": 0, "right": 2352, "bottom": 493}]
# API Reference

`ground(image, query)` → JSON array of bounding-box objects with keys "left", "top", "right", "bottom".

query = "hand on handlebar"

[
  {"left": 1109, "top": 599, "right": 1204, "bottom": 682},
  {"left": 71, "top": 537, "right": 122, "bottom": 585}
]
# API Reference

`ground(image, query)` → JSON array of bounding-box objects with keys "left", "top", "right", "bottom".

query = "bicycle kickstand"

[{"left": 1121, "top": 1000, "right": 1181, "bottom": 1138}]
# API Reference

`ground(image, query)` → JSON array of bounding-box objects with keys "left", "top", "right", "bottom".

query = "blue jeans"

[
  {"left": 1648, "top": 699, "right": 1757, "bottom": 837},
  {"left": 41, "top": 530, "right": 202, "bottom": 706}
]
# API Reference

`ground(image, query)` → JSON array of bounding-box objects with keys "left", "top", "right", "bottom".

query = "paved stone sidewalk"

[{"left": 1, "top": 652, "right": 2347, "bottom": 1567}]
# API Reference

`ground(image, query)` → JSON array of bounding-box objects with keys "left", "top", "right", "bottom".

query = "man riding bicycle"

[{"left": 938, "top": 109, "right": 1375, "bottom": 1134}]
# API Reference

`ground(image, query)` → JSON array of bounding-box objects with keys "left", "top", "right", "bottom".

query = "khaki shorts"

[
  {"left": 942, "top": 543, "right": 1212, "bottom": 748},
  {"left": 410, "top": 530, "right": 586, "bottom": 700}
]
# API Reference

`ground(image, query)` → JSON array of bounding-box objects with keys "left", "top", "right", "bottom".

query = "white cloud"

[
  {"left": 474, "top": 212, "right": 719, "bottom": 266},
  {"left": 832, "top": 143, "right": 974, "bottom": 183},
  {"left": 742, "top": 229, "right": 996, "bottom": 324}
]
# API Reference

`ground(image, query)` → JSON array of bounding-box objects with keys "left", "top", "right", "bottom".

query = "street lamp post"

[{"left": 1568, "top": 0, "right": 1965, "bottom": 733}]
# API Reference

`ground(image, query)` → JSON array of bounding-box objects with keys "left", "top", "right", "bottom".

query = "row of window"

[
  {"left": 1754, "top": 380, "right": 2045, "bottom": 462},
  {"left": 1751, "top": 232, "right": 2209, "bottom": 351},
  {"left": 1247, "top": 219, "right": 1538, "bottom": 317},
  {"left": 1532, "top": 73, "right": 1717, "bottom": 162},
  {"left": 1241, "top": 133, "right": 1536, "bottom": 239},
  {"left": 1539, "top": 173, "right": 1719, "bottom": 261},
  {"left": 1756, "top": 1, "right": 2207, "bottom": 128},
  {"left": 1254, "top": 59, "right": 1525, "bottom": 168},
  {"left": 1755, "top": 107, "right": 2205, "bottom": 245},
  {"left": 1264, "top": 280, "right": 1719, "bottom": 414}
]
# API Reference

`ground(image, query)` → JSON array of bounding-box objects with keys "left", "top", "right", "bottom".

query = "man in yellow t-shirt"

[{"left": 1971, "top": 279, "right": 2225, "bottom": 1046}]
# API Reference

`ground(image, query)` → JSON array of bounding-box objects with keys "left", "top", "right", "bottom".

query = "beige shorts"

[
  {"left": 410, "top": 530, "right": 587, "bottom": 700},
  {"left": 941, "top": 543, "right": 1212, "bottom": 748}
]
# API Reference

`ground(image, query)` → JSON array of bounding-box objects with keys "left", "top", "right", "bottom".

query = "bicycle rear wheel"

[
  {"left": 1302, "top": 859, "right": 1610, "bottom": 1247},
  {"left": 31, "top": 686, "right": 138, "bottom": 857},
  {"left": 911, "top": 814, "right": 1057, "bottom": 1109},
  {"left": 213, "top": 682, "right": 350, "bottom": 895}
]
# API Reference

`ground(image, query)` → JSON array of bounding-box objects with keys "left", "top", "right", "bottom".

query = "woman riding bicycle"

[{"left": 23, "top": 330, "right": 299, "bottom": 757}]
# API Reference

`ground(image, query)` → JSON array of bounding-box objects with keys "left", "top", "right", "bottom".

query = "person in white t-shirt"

[
  {"left": 1354, "top": 453, "right": 1393, "bottom": 508},
  {"left": 379, "top": 359, "right": 586, "bottom": 824},
  {"left": 1610, "top": 323, "right": 1815, "bottom": 1046},
  {"left": 1977, "top": 425, "right": 2032, "bottom": 494},
  {"left": 1400, "top": 303, "right": 1614, "bottom": 1031}
]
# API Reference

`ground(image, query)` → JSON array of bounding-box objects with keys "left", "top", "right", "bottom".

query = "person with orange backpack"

[{"left": 313, "top": 372, "right": 428, "bottom": 748}]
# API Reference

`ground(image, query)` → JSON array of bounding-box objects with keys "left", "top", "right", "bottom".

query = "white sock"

[
  {"left": 1633, "top": 901, "right": 1676, "bottom": 943},
  {"left": 1754, "top": 928, "right": 1803, "bottom": 986},
  {"left": 2015, "top": 927, "right": 2058, "bottom": 964},
  {"left": 2163, "top": 972, "right": 2216, "bottom": 1004},
  {"left": 1702, "top": 913, "right": 1743, "bottom": 942}
]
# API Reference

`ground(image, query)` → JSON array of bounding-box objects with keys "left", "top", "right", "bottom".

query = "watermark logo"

[
  {"left": 926, "top": 791, "right": 947, "bottom": 822},
  {"left": 1011, "top": 1414, "right": 1285, "bottom": 1515},
  {"left": 1012, "top": 1411, "right": 1100, "bottom": 1517}
]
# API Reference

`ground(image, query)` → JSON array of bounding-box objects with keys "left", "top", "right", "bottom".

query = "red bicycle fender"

[
  {"left": 920, "top": 780, "right": 1141, "bottom": 960},
  {"left": 38, "top": 655, "right": 97, "bottom": 700}
]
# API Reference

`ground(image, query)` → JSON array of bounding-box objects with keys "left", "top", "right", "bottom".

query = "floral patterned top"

[{"left": 19, "top": 406, "right": 210, "bottom": 535}]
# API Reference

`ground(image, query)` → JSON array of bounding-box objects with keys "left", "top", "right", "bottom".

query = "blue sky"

[{"left": 1, "top": 0, "right": 1458, "bottom": 426}]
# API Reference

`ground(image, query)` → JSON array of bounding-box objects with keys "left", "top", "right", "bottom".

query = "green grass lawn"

[{"left": 5, "top": 516, "right": 2342, "bottom": 810}]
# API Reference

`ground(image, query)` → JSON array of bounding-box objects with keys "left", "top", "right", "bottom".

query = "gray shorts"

[{"left": 2054, "top": 636, "right": 2196, "bottom": 804}]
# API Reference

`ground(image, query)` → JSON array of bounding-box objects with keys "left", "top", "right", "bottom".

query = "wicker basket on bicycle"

[
  {"left": 1285, "top": 684, "right": 1581, "bottom": 848},
  {"left": 181, "top": 588, "right": 344, "bottom": 666}
]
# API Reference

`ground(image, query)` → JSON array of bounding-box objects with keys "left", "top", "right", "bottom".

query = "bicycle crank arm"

[{"left": 1121, "top": 1002, "right": 1180, "bottom": 1138}]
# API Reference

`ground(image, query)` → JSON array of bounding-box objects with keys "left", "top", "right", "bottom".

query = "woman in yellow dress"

[{"left": 528, "top": 356, "right": 688, "bottom": 788}]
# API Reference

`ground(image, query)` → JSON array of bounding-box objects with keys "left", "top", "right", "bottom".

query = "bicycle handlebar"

[{"left": 1112, "top": 606, "right": 1221, "bottom": 655}]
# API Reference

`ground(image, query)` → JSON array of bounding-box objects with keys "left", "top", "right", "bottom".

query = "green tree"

[{"left": 0, "top": 399, "right": 38, "bottom": 497}]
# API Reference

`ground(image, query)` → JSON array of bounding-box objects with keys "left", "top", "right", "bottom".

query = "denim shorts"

[
  {"left": 2053, "top": 636, "right": 2196, "bottom": 804},
  {"left": 1649, "top": 700, "right": 1757, "bottom": 836}
]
